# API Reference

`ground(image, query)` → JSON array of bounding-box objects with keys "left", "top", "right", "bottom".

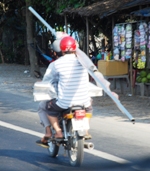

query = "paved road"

[{"left": 1, "top": 90, "right": 150, "bottom": 171}]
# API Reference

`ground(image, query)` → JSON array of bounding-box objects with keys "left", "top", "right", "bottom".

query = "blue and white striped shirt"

[{"left": 43, "top": 54, "right": 91, "bottom": 109}]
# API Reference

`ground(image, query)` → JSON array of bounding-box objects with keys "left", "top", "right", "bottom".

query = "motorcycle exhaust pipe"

[{"left": 84, "top": 142, "right": 94, "bottom": 150}]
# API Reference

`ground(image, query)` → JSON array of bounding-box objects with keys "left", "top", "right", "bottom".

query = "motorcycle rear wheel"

[
  {"left": 47, "top": 141, "right": 59, "bottom": 158},
  {"left": 67, "top": 120, "right": 84, "bottom": 167}
]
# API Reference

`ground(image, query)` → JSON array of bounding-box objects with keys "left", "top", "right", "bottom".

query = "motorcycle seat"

[{"left": 62, "top": 105, "right": 85, "bottom": 115}]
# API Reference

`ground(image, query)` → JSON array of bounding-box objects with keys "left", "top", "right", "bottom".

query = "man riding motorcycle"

[{"left": 36, "top": 36, "right": 92, "bottom": 147}]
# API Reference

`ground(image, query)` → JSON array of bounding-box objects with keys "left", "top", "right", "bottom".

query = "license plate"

[{"left": 71, "top": 118, "right": 89, "bottom": 130}]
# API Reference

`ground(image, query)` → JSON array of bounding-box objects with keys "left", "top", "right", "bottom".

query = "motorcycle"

[
  {"left": 47, "top": 105, "right": 93, "bottom": 166},
  {"left": 33, "top": 81, "right": 102, "bottom": 166}
]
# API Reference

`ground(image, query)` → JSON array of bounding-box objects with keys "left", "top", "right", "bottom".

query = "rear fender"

[{"left": 77, "top": 130, "right": 86, "bottom": 137}]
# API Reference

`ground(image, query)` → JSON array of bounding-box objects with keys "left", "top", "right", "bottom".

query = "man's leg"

[
  {"left": 46, "top": 99, "right": 65, "bottom": 138},
  {"left": 47, "top": 115, "right": 63, "bottom": 138},
  {"left": 36, "top": 101, "right": 53, "bottom": 148}
]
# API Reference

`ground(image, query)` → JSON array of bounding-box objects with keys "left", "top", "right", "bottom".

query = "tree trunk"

[
  {"left": 90, "top": 30, "right": 98, "bottom": 55},
  {"left": 78, "top": 31, "right": 86, "bottom": 52},
  {"left": 0, "top": 48, "right": 4, "bottom": 63},
  {"left": 26, "top": 0, "right": 39, "bottom": 77}
]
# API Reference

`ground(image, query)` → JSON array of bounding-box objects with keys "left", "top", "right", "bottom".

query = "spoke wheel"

[
  {"left": 67, "top": 120, "right": 84, "bottom": 167},
  {"left": 47, "top": 141, "right": 59, "bottom": 158}
]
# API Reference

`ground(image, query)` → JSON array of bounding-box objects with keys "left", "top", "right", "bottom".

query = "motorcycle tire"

[
  {"left": 47, "top": 141, "right": 59, "bottom": 158},
  {"left": 67, "top": 120, "right": 84, "bottom": 167}
]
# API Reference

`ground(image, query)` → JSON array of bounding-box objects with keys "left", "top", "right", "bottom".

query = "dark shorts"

[
  {"left": 46, "top": 99, "right": 65, "bottom": 117},
  {"left": 46, "top": 99, "right": 93, "bottom": 117}
]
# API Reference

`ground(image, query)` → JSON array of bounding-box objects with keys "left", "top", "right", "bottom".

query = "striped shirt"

[{"left": 43, "top": 54, "right": 91, "bottom": 109}]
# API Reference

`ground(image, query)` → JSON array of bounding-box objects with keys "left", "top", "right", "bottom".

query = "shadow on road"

[{"left": 0, "top": 149, "right": 149, "bottom": 171}]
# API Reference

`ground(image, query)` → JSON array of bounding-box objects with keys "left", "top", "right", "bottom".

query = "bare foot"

[
  {"left": 41, "top": 137, "right": 49, "bottom": 143},
  {"left": 55, "top": 130, "right": 63, "bottom": 138},
  {"left": 44, "top": 133, "right": 52, "bottom": 138},
  {"left": 41, "top": 133, "right": 52, "bottom": 143}
]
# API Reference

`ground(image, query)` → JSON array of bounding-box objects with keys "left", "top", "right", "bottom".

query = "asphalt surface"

[
  {"left": 1, "top": 90, "right": 150, "bottom": 171},
  {"left": 0, "top": 63, "right": 150, "bottom": 171}
]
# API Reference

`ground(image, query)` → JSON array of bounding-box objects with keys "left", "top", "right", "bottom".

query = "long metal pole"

[
  {"left": 28, "top": 6, "right": 135, "bottom": 122},
  {"left": 28, "top": 6, "right": 56, "bottom": 37}
]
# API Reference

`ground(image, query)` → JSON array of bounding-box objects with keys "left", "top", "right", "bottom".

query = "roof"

[
  {"left": 62, "top": 0, "right": 150, "bottom": 18},
  {"left": 131, "top": 7, "right": 150, "bottom": 17}
]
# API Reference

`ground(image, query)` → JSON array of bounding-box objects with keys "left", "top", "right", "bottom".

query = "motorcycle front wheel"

[
  {"left": 47, "top": 141, "right": 59, "bottom": 158},
  {"left": 67, "top": 120, "right": 84, "bottom": 167}
]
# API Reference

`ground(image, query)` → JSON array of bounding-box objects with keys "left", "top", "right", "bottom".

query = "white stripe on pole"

[{"left": 28, "top": 6, "right": 56, "bottom": 37}]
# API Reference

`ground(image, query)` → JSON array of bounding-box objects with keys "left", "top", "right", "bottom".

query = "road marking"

[
  {"left": 84, "top": 149, "right": 130, "bottom": 164},
  {"left": 0, "top": 120, "right": 44, "bottom": 137},
  {"left": 0, "top": 120, "right": 130, "bottom": 164}
]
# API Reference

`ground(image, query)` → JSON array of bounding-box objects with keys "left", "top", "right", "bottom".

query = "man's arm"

[
  {"left": 42, "top": 62, "right": 58, "bottom": 95},
  {"left": 42, "top": 63, "right": 55, "bottom": 82}
]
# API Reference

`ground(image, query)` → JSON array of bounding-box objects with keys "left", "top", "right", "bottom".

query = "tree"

[
  {"left": 26, "top": 0, "right": 100, "bottom": 76},
  {"left": 26, "top": 0, "right": 40, "bottom": 77},
  {"left": 0, "top": 0, "right": 109, "bottom": 76}
]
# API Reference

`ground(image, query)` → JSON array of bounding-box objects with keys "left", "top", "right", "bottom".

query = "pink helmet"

[{"left": 60, "top": 36, "right": 76, "bottom": 52}]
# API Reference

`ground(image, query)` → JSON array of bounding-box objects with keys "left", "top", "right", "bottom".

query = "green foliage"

[
  {"left": 56, "top": 0, "right": 85, "bottom": 13},
  {"left": 36, "top": 0, "right": 85, "bottom": 14},
  {"left": 0, "top": 1, "right": 26, "bottom": 64},
  {"left": 0, "top": 0, "right": 114, "bottom": 64}
]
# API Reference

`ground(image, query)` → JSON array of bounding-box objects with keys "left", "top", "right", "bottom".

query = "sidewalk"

[{"left": 0, "top": 63, "right": 150, "bottom": 124}]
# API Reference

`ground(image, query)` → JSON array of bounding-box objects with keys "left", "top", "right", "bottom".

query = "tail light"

[
  {"left": 74, "top": 110, "right": 86, "bottom": 119},
  {"left": 63, "top": 113, "right": 73, "bottom": 119},
  {"left": 86, "top": 113, "right": 92, "bottom": 118}
]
